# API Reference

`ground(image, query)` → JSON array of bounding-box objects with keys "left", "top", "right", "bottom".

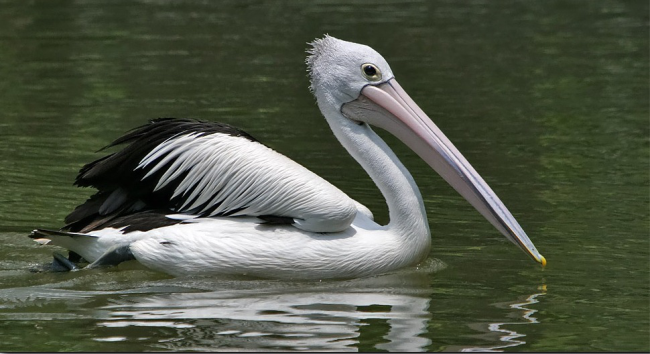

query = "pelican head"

[
  {"left": 307, "top": 35, "right": 394, "bottom": 109},
  {"left": 307, "top": 35, "right": 546, "bottom": 266}
]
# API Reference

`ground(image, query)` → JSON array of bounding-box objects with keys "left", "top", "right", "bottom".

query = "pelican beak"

[{"left": 341, "top": 79, "right": 546, "bottom": 266}]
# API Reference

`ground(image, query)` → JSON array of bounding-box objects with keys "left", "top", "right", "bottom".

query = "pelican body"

[{"left": 30, "top": 36, "right": 545, "bottom": 279}]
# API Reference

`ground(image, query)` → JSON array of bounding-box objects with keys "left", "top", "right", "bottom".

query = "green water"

[{"left": 0, "top": 0, "right": 647, "bottom": 351}]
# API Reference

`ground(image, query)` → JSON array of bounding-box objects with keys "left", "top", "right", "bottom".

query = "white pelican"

[{"left": 30, "top": 35, "right": 545, "bottom": 279}]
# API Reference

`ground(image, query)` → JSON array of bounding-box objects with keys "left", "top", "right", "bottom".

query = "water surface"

[{"left": 0, "top": 0, "right": 647, "bottom": 351}]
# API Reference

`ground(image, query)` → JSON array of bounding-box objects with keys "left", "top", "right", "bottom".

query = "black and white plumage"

[
  {"left": 31, "top": 35, "right": 545, "bottom": 279},
  {"left": 64, "top": 118, "right": 359, "bottom": 234}
]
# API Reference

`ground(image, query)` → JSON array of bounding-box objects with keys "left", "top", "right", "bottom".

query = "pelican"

[{"left": 30, "top": 35, "right": 545, "bottom": 279}]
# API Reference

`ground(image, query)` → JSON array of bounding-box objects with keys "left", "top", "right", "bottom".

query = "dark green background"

[{"left": 0, "top": 0, "right": 647, "bottom": 351}]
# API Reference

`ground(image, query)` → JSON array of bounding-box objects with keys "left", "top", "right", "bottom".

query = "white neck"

[{"left": 321, "top": 104, "right": 431, "bottom": 253}]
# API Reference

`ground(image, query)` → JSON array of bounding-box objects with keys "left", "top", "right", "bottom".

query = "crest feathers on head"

[{"left": 306, "top": 34, "right": 339, "bottom": 92}]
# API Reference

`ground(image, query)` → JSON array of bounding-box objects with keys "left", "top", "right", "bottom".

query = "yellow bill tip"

[{"left": 540, "top": 255, "right": 547, "bottom": 267}]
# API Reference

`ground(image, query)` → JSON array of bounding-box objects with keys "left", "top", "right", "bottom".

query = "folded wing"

[{"left": 65, "top": 118, "right": 358, "bottom": 233}]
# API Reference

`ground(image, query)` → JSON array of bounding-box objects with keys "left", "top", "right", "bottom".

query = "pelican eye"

[{"left": 361, "top": 63, "right": 382, "bottom": 81}]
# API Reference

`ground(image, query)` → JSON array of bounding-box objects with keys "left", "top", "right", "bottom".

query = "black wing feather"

[{"left": 64, "top": 118, "right": 258, "bottom": 232}]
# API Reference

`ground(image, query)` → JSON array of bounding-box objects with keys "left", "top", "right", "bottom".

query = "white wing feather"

[{"left": 137, "top": 132, "right": 358, "bottom": 233}]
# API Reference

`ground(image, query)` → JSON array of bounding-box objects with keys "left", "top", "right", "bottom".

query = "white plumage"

[
  {"left": 30, "top": 35, "right": 545, "bottom": 279},
  {"left": 137, "top": 132, "right": 358, "bottom": 232}
]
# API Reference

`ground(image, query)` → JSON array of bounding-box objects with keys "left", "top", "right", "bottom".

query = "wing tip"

[{"left": 29, "top": 228, "right": 95, "bottom": 239}]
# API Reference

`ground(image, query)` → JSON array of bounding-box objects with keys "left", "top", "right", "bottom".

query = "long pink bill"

[{"left": 341, "top": 79, "right": 546, "bottom": 266}]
